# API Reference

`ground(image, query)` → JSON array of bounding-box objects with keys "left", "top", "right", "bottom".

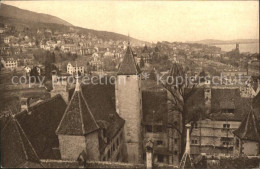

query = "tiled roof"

[
  {"left": 56, "top": 87, "right": 99, "bottom": 135},
  {"left": 253, "top": 92, "right": 260, "bottom": 119},
  {"left": 15, "top": 94, "right": 67, "bottom": 159},
  {"left": 233, "top": 110, "right": 260, "bottom": 142},
  {"left": 69, "top": 84, "right": 125, "bottom": 142},
  {"left": 1, "top": 116, "right": 42, "bottom": 168},
  {"left": 118, "top": 45, "right": 141, "bottom": 75},
  {"left": 186, "top": 88, "right": 252, "bottom": 122}
]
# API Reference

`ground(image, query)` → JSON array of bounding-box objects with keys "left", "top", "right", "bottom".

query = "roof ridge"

[
  {"left": 80, "top": 90, "right": 100, "bottom": 133},
  {"left": 78, "top": 91, "right": 86, "bottom": 135},
  {"left": 14, "top": 118, "right": 42, "bottom": 165},
  {"left": 56, "top": 92, "right": 77, "bottom": 134},
  {"left": 16, "top": 94, "right": 63, "bottom": 117},
  {"left": 13, "top": 118, "right": 29, "bottom": 161}
]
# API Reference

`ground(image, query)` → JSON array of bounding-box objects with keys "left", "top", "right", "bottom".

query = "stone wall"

[
  {"left": 85, "top": 132, "right": 100, "bottom": 160},
  {"left": 58, "top": 135, "right": 86, "bottom": 160}
]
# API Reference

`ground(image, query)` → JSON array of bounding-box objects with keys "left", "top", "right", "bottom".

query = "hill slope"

[
  {"left": 188, "top": 39, "right": 259, "bottom": 45},
  {"left": 0, "top": 3, "right": 145, "bottom": 44},
  {"left": 0, "top": 3, "right": 72, "bottom": 26}
]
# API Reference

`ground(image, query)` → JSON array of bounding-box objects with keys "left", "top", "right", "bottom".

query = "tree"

[
  {"left": 140, "top": 57, "right": 145, "bottom": 68},
  {"left": 159, "top": 63, "right": 200, "bottom": 160},
  {"left": 30, "top": 66, "right": 40, "bottom": 82},
  {"left": 45, "top": 63, "right": 58, "bottom": 80}
]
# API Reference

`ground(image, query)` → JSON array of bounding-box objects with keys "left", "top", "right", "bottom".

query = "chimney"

[{"left": 145, "top": 140, "right": 154, "bottom": 169}]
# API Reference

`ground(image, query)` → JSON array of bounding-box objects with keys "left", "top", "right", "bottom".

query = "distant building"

[
  {"left": 61, "top": 44, "right": 77, "bottom": 54},
  {"left": 67, "top": 62, "right": 84, "bottom": 75},
  {"left": 24, "top": 66, "right": 32, "bottom": 74},
  {"left": 1, "top": 58, "right": 18, "bottom": 69}
]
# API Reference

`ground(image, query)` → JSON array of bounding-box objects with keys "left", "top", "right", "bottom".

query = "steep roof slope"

[
  {"left": 1, "top": 116, "right": 42, "bottom": 168},
  {"left": 15, "top": 94, "right": 67, "bottom": 159},
  {"left": 56, "top": 88, "right": 99, "bottom": 135},
  {"left": 233, "top": 110, "right": 260, "bottom": 142},
  {"left": 118, "top": 44, "right": 141, "bottom": 75}
]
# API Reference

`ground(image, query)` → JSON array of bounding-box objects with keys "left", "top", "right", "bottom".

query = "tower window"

[{"left": 146, "top": 125, "right": 152, "bottom": 132}]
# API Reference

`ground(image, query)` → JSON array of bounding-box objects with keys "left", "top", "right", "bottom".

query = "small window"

[
  {"left": 192, "top": 140, "right": 198, "bottom": 144},
  {"left": 222, "top": 141, "right": 229, "bottom": 146},
  {"left": 174, "top": 139, "right": 178, "bottom": 144},
  {"left": 157, "top": 155, "right": 164, "bottom": 163},
  {"left": 174, "top": 151, "right": 178, "bottom": 155},
  {"left": 146, "top": 125, "right": 152, "bottom": 132},
  {"left": 103, "top": 156, "right": 106, "bottom": 161},
  {"left": 193, "top": 123, "right": 198, "bottom": 129},
  {"left": 156, "top": 140, "right": 163, "bottom": 146},
  {"left": 223, "top": 124, "right": 230, "bottom": 129}
]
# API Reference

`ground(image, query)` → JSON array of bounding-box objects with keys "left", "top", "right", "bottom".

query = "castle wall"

[{"left": 116, "top": 75, "right": 143, "bottom": 164}]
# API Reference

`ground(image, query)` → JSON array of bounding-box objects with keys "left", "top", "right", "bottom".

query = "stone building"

[
  {"left": 67, "top": 62, "right": 85, "bottom": 75},
  {"left": 56, "top": 77, "right": 125, "bottom": 161},
  {"left": 116, "top": 42, "right": 143, "bottom": 164},
  {"left": 1, "top": 57, "right": 18, "bottom": 69}
]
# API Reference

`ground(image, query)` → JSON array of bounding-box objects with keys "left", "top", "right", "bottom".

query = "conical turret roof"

[
  {"left": 118, "top": 44, "right": 140, "bottom": 75},
  {"left": 56, "top": 84, "right": 99, "bottom": 135}
]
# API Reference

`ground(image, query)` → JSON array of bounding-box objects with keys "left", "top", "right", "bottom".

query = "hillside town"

[{"left": 0, "top": 2, "right": 260, "bottom": 169}]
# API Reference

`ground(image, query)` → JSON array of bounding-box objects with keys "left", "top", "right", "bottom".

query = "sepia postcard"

[{"left": 0, "top": 1, "right": 259, "bottom": 168}]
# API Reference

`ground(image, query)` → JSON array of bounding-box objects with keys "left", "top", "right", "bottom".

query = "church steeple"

[{"left": 117, "top": 42, "right": 140, "bottom": 75}]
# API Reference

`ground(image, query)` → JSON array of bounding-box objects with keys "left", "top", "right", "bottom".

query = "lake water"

[{"left": 214, "top": 43, "right": 259, "bottom": 53}]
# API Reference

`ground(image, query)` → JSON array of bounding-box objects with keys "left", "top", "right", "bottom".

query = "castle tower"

[
  {"left": 236, "top": 43, "right": 240, "bottom": 54},
  {"left": 116, "top": 42, "right": 143, "bottom": 164},
  {"left": 56, "top": 76, "right": 100, "bottom": 160}
]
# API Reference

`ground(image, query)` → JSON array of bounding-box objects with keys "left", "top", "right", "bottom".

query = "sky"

[{"left": 1, "top": 1, "right": 259, "bottom": 42}]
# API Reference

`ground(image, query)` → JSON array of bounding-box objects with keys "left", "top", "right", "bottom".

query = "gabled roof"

[
  {"left": 56, "top": 87, "right": 99, "bottom": 135},
  {"left": 1, "top": 116, "right": 42, "bottom": 168},
  {"left": 117, "top": 45, "right": 140, "bottom": 75},
  {"left": 233, "top": 110, "right": 260, "bottom": 142}
]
